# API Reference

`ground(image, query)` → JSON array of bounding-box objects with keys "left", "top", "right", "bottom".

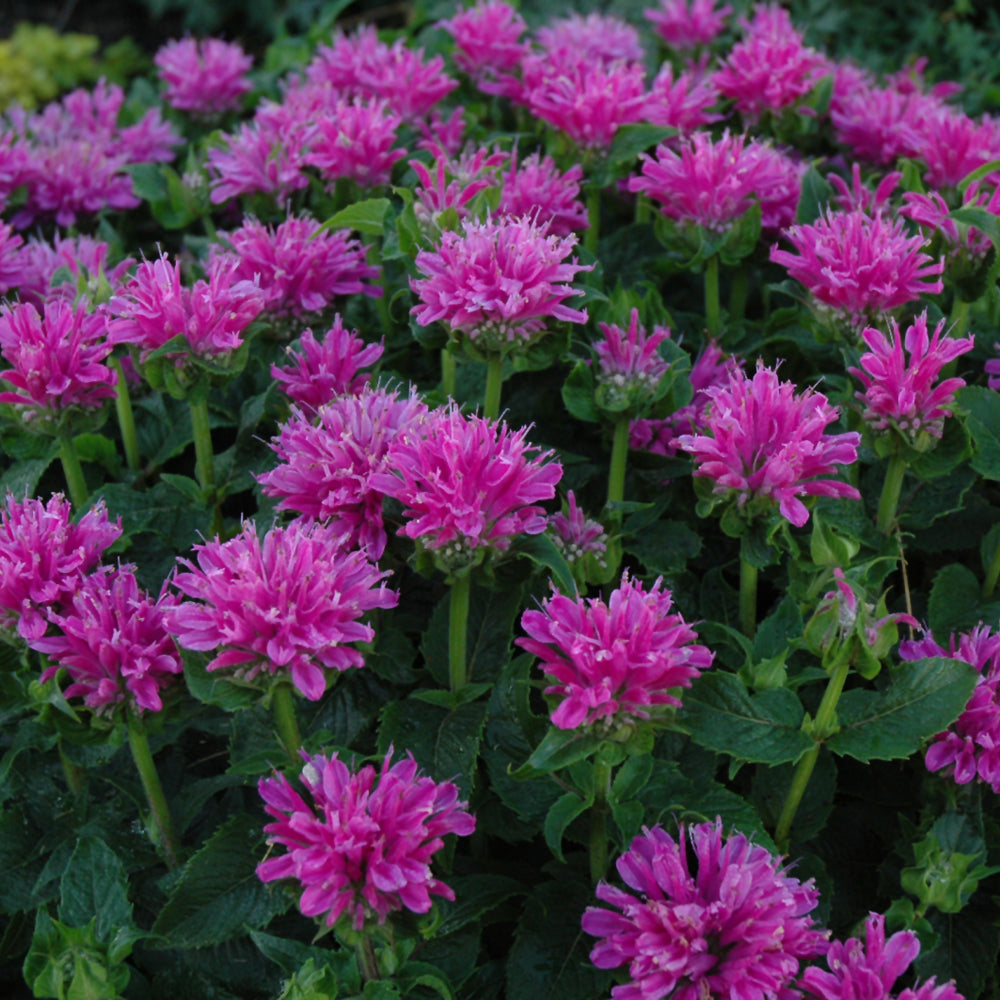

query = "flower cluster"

[
  {"left": 439, "top": 1, "right": 528, "bottom": 81},
  {"left": 257, "top": 750, "right": 475, "bottom": 930},
  {"left": 548, "top": 491, "right": 608, "bottom": 570},
  {"left": 499, "top": 150, "right": 587, "bottom": 237},
  {"left": 644, "top": 0, "right": 732, "bottom": 52},
  {"left": 678, "top": 361, "right": 861, "bottom": 527},
  {"left": 583, "top": 820, "right": 827, "bottom": 1000},
  {"left": 166, "top": 520, "right": 398, "bottom": 701},
  {"left": 154, "top": 37, "right": 253, "bottom": 116},
  {"left": 593, "top": 309, "right": 672, "bottom": 413},
  {"left": 518, "top": 572, "right": 712, "bottom": 732}
]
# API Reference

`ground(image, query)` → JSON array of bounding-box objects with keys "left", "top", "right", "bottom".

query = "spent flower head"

[
  {"left": 257, "top": 749, "right": 475, "bottom": 931},
  {"left": 583, "top": 820, "right": 827, "bottom": 1000},
  {"left": 518, "top": 572, "right": 712, "bottom": 732}
]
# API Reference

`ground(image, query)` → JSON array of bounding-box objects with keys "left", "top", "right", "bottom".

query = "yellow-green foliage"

[{"left": 0, "top": 23, "right": 99, "bottom": 110}]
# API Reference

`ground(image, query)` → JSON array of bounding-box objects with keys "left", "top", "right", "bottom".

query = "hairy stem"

[
  {"left": 272, "top": 682, "right": 302, "bottom": 761},
  {"left": 58, "top": 431, "right": 89, "bottom": 509},
  {"left": 112, "top": 358, "right": 141, "bottom": 474},
  {"left": 449, "top": 573, "right": 472, "bottom": 693},
  {"left": 876, "top": 454, "right": 907, "bottom": 535},
  {"left": 739, "top": 537, "right": 758, "bottom": 639},
  {"left": 189, "top": 396, "right": 215, "bottom": 493},
  {"left": 483, "top": 354, "right": 504, "bottom": 421},
  {"left": 441, "top": 347, "right": 457, "bottom": 400},
  {"left": 607, "top": 417, "right": 630, "bottom": 513},
  {"left": 126, "top": 712, "right": 180, "bottom": 868}
]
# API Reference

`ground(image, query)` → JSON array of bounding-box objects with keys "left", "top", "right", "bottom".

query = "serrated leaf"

[
  {"left": 795, "top": 165, "right": 832, "bottom": 225},
  {"left": 59, "top": 836, "right": 135, "bottom": 944},
  {"left": 317, "top": 198, "right": 390, "bottom": 237},
  {"left": 561, "top": 361, "right": 600, "bottom": 423},
  {"left": 436, "top": 874, "right": 525, "bottom": 936},
  {"left": 950, "top": 206, "right": 1000, "bottom": 251},
  {"left": 515, "top": 532, "right": 577, "bottom": 594},
  {"left": 184, "top": 654, "right": 259, "bottom": 712},
  {"left": 826, "top": 657, "right": 979, "bottom": 762},
  {"left": 928, "top": 563, "right": 983, "bottom": 635},
  {"left": 544, "top": 791, "right": 593, "bottom": 862},
  {"left": 607, "top": 124, "right": 677, "bottom": 168},
  {"left": 958, "top": 385, "right": 1000, "bottom": 480},
  {"left": 679, "top": 672, "right": 813, "bottom": 765},
  {"left": 916, "top": 903, "right": 1000, "bottom": 999},
  {"left": 152, "top": 814, "right": 286, "bottom": 948},
  {"left": 513, "top": 726, "right": 604, "bottom": 777},
  {"left": 622, "top": 519, "right": 701, "bottom": 575}
]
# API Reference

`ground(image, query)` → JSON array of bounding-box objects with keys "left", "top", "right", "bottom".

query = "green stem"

[
  {"left": 112, "top": 358, "right": 140, "bottom": 474},
  {"left": 449, "top": 573, "right": 472, "bottom": 693},
  {"left": 876, "top": 454, "right": 907, "bottom": 535},
  {"left": 949, "top": 296, "right": 971, "bottom": 340},
  {"left": 272, "top": 683, "right": 302, "bottom": 761},
  {"left": 984, "top": 534, "right": 1000, "bottom": 600},
  {"left": 704, "top": 254, "right": 721, "bottom": 339},
  {"left": 126, "top": 712, "right": 180, "bottom": 868},
  {"left": 774, "top": 656, "right": 851, "bottom": 851},
  {"left": 739, "top": 538, "right": 758, "bottom": 639},
  {"left": 58, "top": 740, "right": 86, "bottom": 801},
  {"left": 590, "top": 760, "right": 612, "bottom": 884},
  {"left": 483, "top": 354, "right": 504, "bottom": 421},
  {"left": 728, "top": 265, "right": 748, "bottom": 331},
  {"left": 634, "top": 194, "right": 651, "bottom": 225},
  {"left": 189, "top": 396, "right": 215, "bottom": 493},
  {"left": 356, "top": 936, "right": 380, "bottom": 983},
  {"left": 441, "top": 347, "right": 457, "bottom": 399},
  {"left": 585, "top": 186, "right": 600, "bottom": 254},
  {"left": 607, "top": 417, "right": 630, "bottom": 513},
  {"left": 58, "top": 431, "right": 88, "bottom": 509}
]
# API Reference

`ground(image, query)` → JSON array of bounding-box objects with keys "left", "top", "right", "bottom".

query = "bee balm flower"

[{"left": 154, "top": 37, "right": 253, "bottom": 116}]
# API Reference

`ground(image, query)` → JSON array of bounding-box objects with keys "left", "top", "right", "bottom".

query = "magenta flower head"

[
  {"left": 499, "top": 149, "right": 587, "bottom": 238},
  {"left": 166, "top": 520, "right": 398, "bottom": 701},
  {"left": 409, "top": 144, "right": 507, "bottom": 234},
  {"left": 713, "top": 3, "right": 828, "bottom": 122},
  {"left": 258, "top": 386, "right": 430, "bottom": 560},
  {"left": 0, "top": 494, "right": 121, "bottom": 641},
  {"left": 154, "top": 37, "right": 253, "bottom": 116},
  {"left": 849, "top": 312, "right": 973, "bottom": 449},
  {"left": 802, "top": 912, "right": 962, "bottom": 1000},
  {"left": 644, "top": 0, "right": 732, "bottom": 52},
  {"left": 212, "top": 216, "right": 380, "bottom": 324},
  {"left": 583, "top": 820, "right": 827, "bottom": 1000},
  {"left": 0, "top": 299, "right": 117, "bottom": 429},
  {"left": 594, "top": 308, "right": 672, "bottom": 415},
  {"left": 518, "top": 572, "right": 712, "bottom": 732},
  {"left": 536, "top": 13, "right": 645, "bottom": 65},
  {"left": 371, "top": 407, "right": 562, "bottom": 576},
  {"left": 257, "top": 749, "right": 475, "bottom": 931},
  {"left": 678, "top": 361, "right": 861, "bottom": 528},
  {"left": 770, "top": 208, "right": 945, "bottom": 332},
  {"left": 34, "top": 567, "right": 183, "bottom": 716},
  {"left": 271, "top": 317, "right": 383, "bottom": 412},
  {"left": 643, "top": 64, "right": 722, "bottom": 134},
  {"left": 900, "top": 625, "right": 1000, "bottom": 793},
  {"left": 548, "top": 491, "right": 609, "bottom": 579},
  {"left": 411, "top": 214, "right": 591, "bottom": 357},
  {"left": 439, "top": 1, "right": 528, "bottom": 81}
]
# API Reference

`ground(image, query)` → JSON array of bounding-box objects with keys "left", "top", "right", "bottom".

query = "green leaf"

[
  {"left": 515, "top": 533, "right": 578, "bottom": 594},
  {"left": 826, "top": 657, "right": 979, "bottom": 762},
  {"left": 795, "top": 165, "right": 832, "bottom": 225},
  {"left": 544, "top": 791, "right": 593, "bottom": 862},
  {"left": 561, "top": 360, "right": 600, "bottom": 423},
  {"left": 958, "top": 385, "right": 1000, "bottom": 480},
  {"left": 610, "top": 753, "right": 654, "bottom": 804},
  {"left": 679, "top": 672, "right": 813, "bottom": 766},
  {"left": 151, "top": 814, "right": 287, "bottom": 949},
  {"left": 622, "top": 519, "right": 701, "bottom": 575},
  {"left": 606, "top": 124, "right": 676, "bottom": 168},
  {"left": 250, "top": 928, "right": 354, "bottom": 978},
  {"left": 184, "top": 654, "right": 259, "bottom": 712},
  {"left": 513, "top": 726, "right": 604, "bottom": 777},
  {"left": 436, "top": 874, "right": 526, "bottom": 936},
  {"left": 928, "top": 563, "right": 984, "bottom": 635},
  {"left": 0, "top": 454, "right": 57, "bottom": 496},
  {"left": 59, "top": 837, "right": 135, "bottom": 945},
  {"left": 916, "top": 903, "right": 1000, "bottom": 1000},
  {"left": 949, "top": 206, "right": 1000, "bottom": 251},
  {"left": 317, "top": 198, "right": 390, "bottom": 237}
]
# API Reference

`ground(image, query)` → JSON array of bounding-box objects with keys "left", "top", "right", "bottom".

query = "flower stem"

[
  {"left": 585, "top": 185, "right": 600, "bottom": 254},
  {"left": 356, "top": 936, "right": 381, "bottom": 983},
  {"left": 112, "top": 358, "right": 141, "bottom": 474},
  {"left": 58, "top": 431, "right": 88, "bottom": 509},
  {"left": 441, "top": 347, "right": 456, "bottom": 400},
  {"left": 272, "top": 682, "right": 302, "bottom": 761},
  {"left": 704, "top": 254, "right": 721, "bottom": 339},
  {"left": 607, "top": 417, "right": 630, "bottom": 513},
  {"left": 739, "top": 537, "right": 758, "bottom": 638},
  {"left": 983, "top": 534, "right": 1000, "bottom": 600},
  {"left": 728, "top": 265, "right": 748, "bottom": 330},
  {"left": 58, "top": 740, "right": 86, "bottom": 801},
  {"left": 774, "top": 655, "right": 851, "bottom": 851},
  {"left": 949, "top": 296, "right": 971, "bottom": 340},
  {"left": 483, "top": 353, "right": 504, "bottom": 421},
  {"left": 590, "top": 759, "right": 612, "bottom": 884},
  {"left": 876, "top": 454, "right": 907, "bottom": 535},
  {"left": 189, "top": 396, "right": 215, "bottom": 493},
  {"left": 634, "top": 194, "right": 651, "bottom": 225},
  {"left": 126, "top": 711, "right": 180, "bottom": 868},
  {"left": 449, "top": 572, "right": 472, "bottom": 693}
]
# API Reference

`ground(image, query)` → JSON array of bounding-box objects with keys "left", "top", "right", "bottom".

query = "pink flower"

[
  {"left": 713, "top": 3, "right": 828, "bottom": 121},
  {"left": 271, "top": 317, "right": 383, "bottom": 411},
  {"left": 154, "top": 37, "right": 253, "bottom": 116},
  {"left": 802, "top": 912, "right": 962, "bottom": 1000},
  {"left": 0, "top": 221, "right": 26, "bottom": 296},
  {"left": 548, "top": 491, "right": 608, "bottom": 569},
  {"left": 536, "top": 13, "right": 645, "bottom": 65},
  {"left": 371, "top": 407, "right": 562, "bottom": 573},
  {"left": 629, "top": 130, "right": 798, "bottom": 234},
  {"left": 644, "top": 0, "right": 732, "bottom": 51},
  {"left": 107, "top": 254, "right": 264, "bottom": 361},
  {"left": 594, "top": 308, "right": 672, "bottom": 412},
  {"left": 909, "top": 106, "right": 1000, "bottom": 190},
  {"left": 410, "top": 144, "right": 507, "bottom": 232},
  {"left": 642, "top": 64, "right": 721, "bottom": 133},
  {"left": 829, "top": 73, "right": 925, "bottom": 166},
  {"left": 518, "top": 572, "right": 712, "bottom": 731},
  {"left": 306, "top": 26, "right": 457, "bottom": 122},
  {"left": 850, "top": 312, "right": 973, "bottom": 444},
  {"left": 900, "top": 626, "right": 1000, "bottom": 793},
  {"left": 631, "top": 340, "right": 738, "bottom": 457},
  {"left": 498, "top": 149, "right": 587, "bottom": 237},
  {"left": 304, "top": 97, "right": 405, "bottom": 189},
  {"left": 166, "top": 520, "right": 398, "bottom": 701},
  {"left": 769, "top": 208, "right": 944, "bottom": 328},
  {"left": 411, "top": 215, "right": 590, "bottom": 353},
  {"left": 0, "top": 299, "right": 117, "bottom": 424},
  {"left": 257, "top": 749, "right": 475, "bottom": 930},
  {"left": 523, "top": 56, "right": 648, "bottom": 150},
  {"left": 16, "top": 234, "right": 134, "bottom": 306},
  {"left": 901, "top": 185, "right": 999, "bottom": 259},
  {"left": 678, "top": 361, "right": 861, "bottom": 528},
  {"left": 213, "top": 216, "right": 381, "bottom": 319},
  {"left": 0, "top": 494, "right": 121, "bottom": 641},
  {"left": 258, "top": 386, "right": 429, "bottom": 560},
  {"left": 439, "top": 1, "right": 528, "bottom": 80},
  {"left": 583, "top": 820, "right": 827, "bottom": 1000},
  {"left": 34, "top": 567, "right": 182, "bottom": 716}
]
